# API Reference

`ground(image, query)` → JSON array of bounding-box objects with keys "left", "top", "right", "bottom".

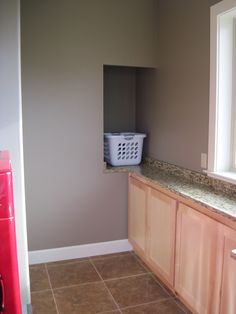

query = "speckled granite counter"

[{"left": 104, "top": 159, "right": 236, "bottom": 222}]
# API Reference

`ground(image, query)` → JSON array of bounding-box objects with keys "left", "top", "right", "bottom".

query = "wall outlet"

[{"left": 201, "top": 153, "right": 207, "bottom": 169}]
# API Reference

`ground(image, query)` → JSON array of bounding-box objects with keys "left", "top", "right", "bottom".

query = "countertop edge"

[
  {"left": 130, "top": 172, "right": 236, "bottom": 224},
  {"left": 104, "top": 163, "right": 236, "bottom": 228}
]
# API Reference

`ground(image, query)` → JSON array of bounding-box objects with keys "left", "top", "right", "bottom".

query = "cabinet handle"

[{"left": 231, "top": 249, "right": 236, "bottom": 260}]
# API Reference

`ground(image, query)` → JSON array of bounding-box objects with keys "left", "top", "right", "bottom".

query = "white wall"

[{"left": 0, "top": 0, "right": 30, "bottom": 311}]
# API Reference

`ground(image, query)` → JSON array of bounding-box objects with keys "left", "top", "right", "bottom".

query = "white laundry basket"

[{"left": 104, "top": 133, "right": 146, "bottom": 166}]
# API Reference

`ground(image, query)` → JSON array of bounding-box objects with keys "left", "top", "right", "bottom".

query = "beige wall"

[
  {"left": 136, "top": 0, "right": 221, "bottom": 171},
  {"left": 22, "top": 0, "right": 223, "bottom": 250},
  {"left": 136, "top": 67, "right": 157, "bottom": 155},
  {"left": 21, "top": 0, "right": 158, "bottom": 250}
]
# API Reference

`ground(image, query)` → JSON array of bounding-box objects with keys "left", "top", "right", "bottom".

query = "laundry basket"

[{"left": 104, "top": 133, "right": 146, "bottom": 166}]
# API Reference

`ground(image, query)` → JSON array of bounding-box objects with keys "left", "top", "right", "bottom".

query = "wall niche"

[{"left": 103, "top": 65, "right": 157, "bottom": 137}]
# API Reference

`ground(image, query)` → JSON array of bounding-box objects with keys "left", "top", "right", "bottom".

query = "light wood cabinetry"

[
  {"left": 175, "top": 203, "right": 223, "bottom": 313},
  {"left": 128, "top": 176, "right": 147, "bottom": 258},
  {"left": 128, "top": 174, "right": 236, "bottom": 314},
  {"left": 128, "top": 176, "right": 176, "bottom": 285},
  {"left": 220, "top": 227, "right": 236, "bottom": 314},
  {"left": 147, "top": 188, "right": 177, "bottom": 285}
]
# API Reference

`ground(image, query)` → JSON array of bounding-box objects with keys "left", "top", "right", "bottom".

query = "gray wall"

[
  {"left": 0, "top": 0, "right": 30, "bottom": 308},
  {"left": 136, "top": 68, "right": 158, "bottom": 155},
  {"left": 137, "top": 0, "right": 221, "bottom": 171},
  {"left": 21, "top": 0, "right": 158, "bottom": 250},
  {"left": 104, "top": 66, "right": 136, "bottom": 133}
]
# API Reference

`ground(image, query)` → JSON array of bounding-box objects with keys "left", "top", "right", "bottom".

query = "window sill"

[{"left": 205, "top": 171, "right": 236, "bottom": 185}]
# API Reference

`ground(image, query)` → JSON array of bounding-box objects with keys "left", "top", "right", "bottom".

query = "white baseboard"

[{"left": 29, "top": 239, "right": 133, "bottom": 265}]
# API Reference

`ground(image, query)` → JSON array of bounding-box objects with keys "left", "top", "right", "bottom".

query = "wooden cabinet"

[
  {"left": 147, "top": 187, "right": 177, "bottom": 285},
  {"left": 220, "top": 227, "right": 236, "bottom": 314},
  {"left": 128, "top": 175, "right": 177, "bottom": 286},
  {"left": 175, "top": 203, "right": 223, "bottom": 314},
  {"left": 128, "top": 176, "right": 147, "bottom": 258},
  {"left": 128, "top": 174, "right": 236, "bottom": 314}
]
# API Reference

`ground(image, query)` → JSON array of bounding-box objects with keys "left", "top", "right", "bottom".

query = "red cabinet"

[{"left": 0, "top": 151, "right": 22, "bottom": 314}]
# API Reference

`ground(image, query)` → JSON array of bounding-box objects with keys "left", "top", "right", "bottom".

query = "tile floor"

[{"left": 29, "top": 251, "right": 192, "bottom": 314}]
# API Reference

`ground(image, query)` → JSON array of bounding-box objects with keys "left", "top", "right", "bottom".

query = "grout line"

[
  {"left": 118, "top": 298, "right": 175, "bottom": 311},
  {"left": 103, "top": 272, "right": 151, "bottom": 282},
  {"left": 42, "top": 251, "right": 132, "bottom": 268},
  {"left": 90, "top": 251, "right": 132, "bottom": 261},
  {"left": 44, "top": 264, "right": 60, "bottom": 314},
  {"left": 49, "top": 270, "right": 150, "bottom": 291},
  {"left": 52, "top": 280, "right": 102, "bottom": 291},
  {"left": 31, "top": 288, "right": 52, "bottom": 294},
  {"left": 89, "top": 258, "right": 122, "bottom": 314},
  {"left": 130, "top": 252, "right": 186, "bottom": 310},
  {"left": 29, "top": 263, "right": 45, "bottom": 269},
  {"left": 46, "top": 259, "right": 89, "bottom": 268},
  {"left": 37, "top": 253, "right": 188, "bottom": 314}
]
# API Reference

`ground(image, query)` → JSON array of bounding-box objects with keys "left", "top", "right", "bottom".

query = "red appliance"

[{"left": 0, "top": 151, "right": 22, "bottom": 314}]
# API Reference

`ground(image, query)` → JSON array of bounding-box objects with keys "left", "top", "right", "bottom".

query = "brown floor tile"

[
  {"left": 121, "top": 299, "right": 185, "bottom": 313},
  {"left": 90, "top": 252, "right": 132, "bottom": 260},
  {"left": 100, "top": 311, "right": 121, "bottom": 314},
  {"left": 131, "top": 252, "right": 152, "bottom": 272},
  {"left": 54, "top": 282, "right": 118, "bottom": 313},
  {"left": 46, "top": 257, "right": 89, "bottom": 267},
  {"left": 47, "top": 260, "right": 101, "bottom": 288},
  {"left": 31, "top": 290, "right": 57, "bottom": 314},
  {"left": 106, "top": 274, "right": 170, "bottom": 308},
  {"left": 173, "top": 298, "right": 193, "bottom": 314},
  {"left": 151, "top": 274, "right": 176, "bottom": 298},
  {"left": 29, "top": 264, "right": 50, "bottom": 292},
  {"left": 93, "top": 254, "right": 147, "bottom": 280}
]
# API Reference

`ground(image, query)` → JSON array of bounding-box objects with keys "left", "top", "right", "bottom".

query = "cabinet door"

[
  {"left": 175, "top": 203, "right": 223, "bottom": 314},
  {"left": 220, "top": 228, "right": 236, "bottom": 314},
  {"left": 147, "top": 188, "right": 177, "bottom": 285},
  {"left": 128, "top": 176, "right": 147, "bottom": 257}
]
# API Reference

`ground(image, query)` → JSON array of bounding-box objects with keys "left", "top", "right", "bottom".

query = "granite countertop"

[{"left": 105, "top": 160, "right": 236, "bottom": 221}]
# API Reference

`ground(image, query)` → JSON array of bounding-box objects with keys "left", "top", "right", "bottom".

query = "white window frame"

[{"left": 208, "top": 0, "right": 236, "bottom": 184}]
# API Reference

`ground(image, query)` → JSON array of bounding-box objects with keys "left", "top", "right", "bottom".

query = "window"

[{"left": 208, "top": 0, "right": 236, "bottom": 184}]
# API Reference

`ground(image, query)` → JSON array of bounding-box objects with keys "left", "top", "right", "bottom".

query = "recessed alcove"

[{"left": 103, "top": 65, "right": 157, "bottom": 158}]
